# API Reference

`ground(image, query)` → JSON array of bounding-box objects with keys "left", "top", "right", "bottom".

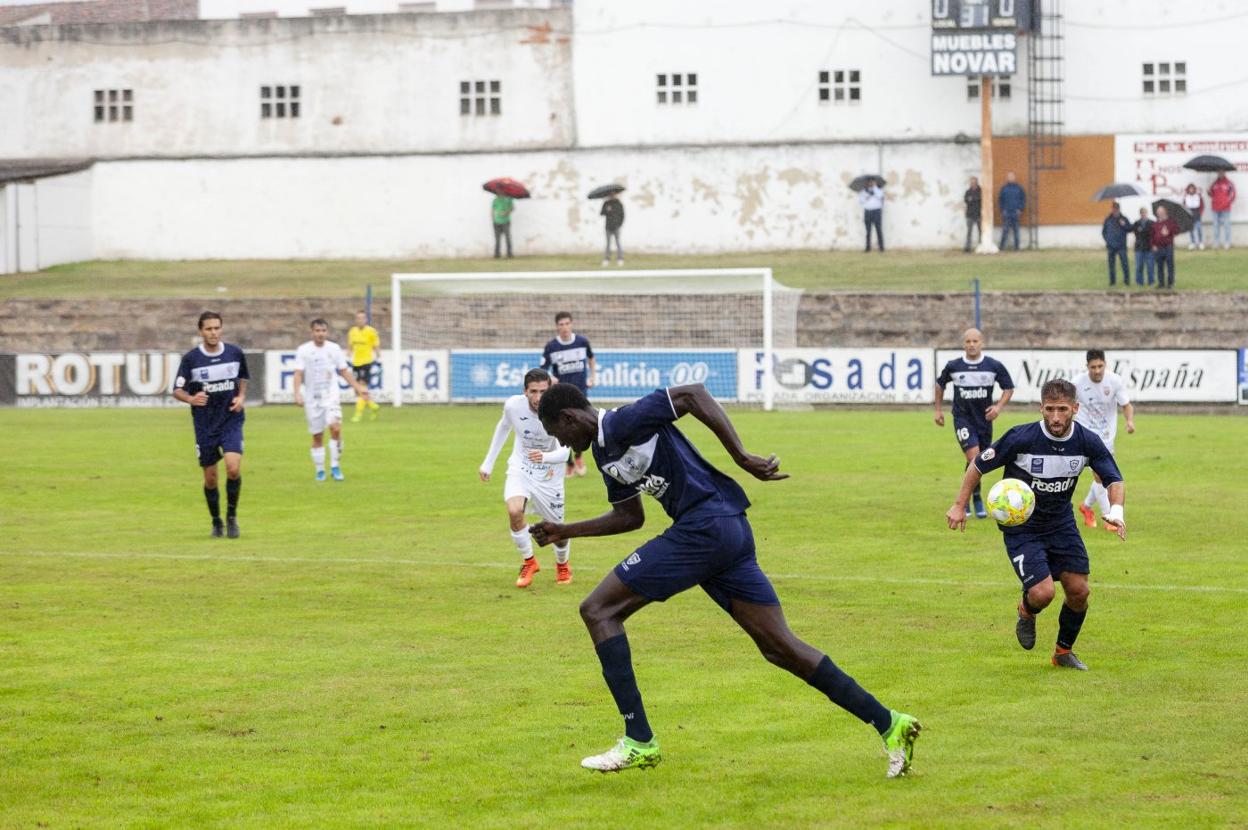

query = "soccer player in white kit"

[
  {"left": 293, "top": 319, "right": 370, "bottom": 482},
  {"left": 479, "top": 368, "right": 572, "bottom": 588},
  {"left": 1073, "top": 349, "right": 1136, "bottom": 529}
]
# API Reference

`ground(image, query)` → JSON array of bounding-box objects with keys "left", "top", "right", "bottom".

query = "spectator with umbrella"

[
  {"left": 1131, "top": 206, "right": 1155, "bottom": 287},
  {"left": 590, "top": 184, "right": 626, "bottom": 266},
  {"left": 484, "top": 178, "right": 529, "bottom": 259},
  {"left": 854, "top": 176, "right": 885, "bottom": 252},
  {"left": 1183, "top": 183, "right": 1206, "bottom": 250},
  {"left": 1208, "top": 171, "right": 1237, "bottom": 250},
  {"left": 1101, "top": 202, "right": 1133, "bottom": 287},
  {"left": 1150, "top": 204, "right": 1181, "bottom": 289}
]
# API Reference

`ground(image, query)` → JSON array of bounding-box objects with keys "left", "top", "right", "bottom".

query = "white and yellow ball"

[{"left": 986, "top": 478, "right": 1035, "bottom": 527}]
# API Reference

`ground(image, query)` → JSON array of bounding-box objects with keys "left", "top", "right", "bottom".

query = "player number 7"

[{"left": 1012, "top": 554, "right": 1025, "bottom": 578}]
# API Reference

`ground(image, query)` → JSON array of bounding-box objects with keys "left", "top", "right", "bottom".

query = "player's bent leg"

[
  {"left": 1053, "top": 571, "right": 1090, "bottom": 670},
  {"left": 578, "top": 572, "right": 658, "bottom": 769},
  {"left": 201, "top": 461, "right": 223, "bottom": 535},
  {"left": 963, "top": 444, "right": 987, "bottom": 518}
]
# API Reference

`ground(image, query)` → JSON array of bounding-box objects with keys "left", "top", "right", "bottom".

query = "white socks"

[
  {"left": 1085, "top": 482, "right": 1111, "bottom": 515},
  {"left": 311, "top": 446, "right": 326, "bottom": 472},
  {"left": 511, "top": 526, "right": 533, "bottom": 559},
  {"left": 554, "top": 543, "right": 570, "bottom": 565},
  {"left": 329, "top": 438, "right": 341, "bottom": 468}
]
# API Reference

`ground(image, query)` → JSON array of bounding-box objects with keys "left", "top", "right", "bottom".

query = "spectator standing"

[
  {"left": 1101, "top": 202, "right": 1133, "bottom": 287},
  {"left": 1183, "top": 183, "right": 1205, "bottom": 250},
  {"left": 858, "top": 179, "right": 885, "bottom": 252},
  {"left": 998, "top": 171, "right": 1026, "bottom": 251},
  {"left": 1131, "top": 207, "right": 1155, "bottom": 287},
  {"left": 601, "top": 195, "right": 625, "bottom": 267},
  {"left": 1150, "top": 205, "right": 1180, "bottom": 289},
  {"left": 1208, "top": 172, "right": 1236, "bottom": 250},
  {"left": 492, "top": 194, "right": 514, "bottom": 259},
  {"left": 963, "top": 177, "right": 982, "bottom": 252}
]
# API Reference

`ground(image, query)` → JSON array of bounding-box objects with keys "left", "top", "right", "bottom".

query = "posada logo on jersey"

[
  {"left": 450, "top": 350, "right": 737, "bottom": 401},
  {"left": 2, "top": 352, "right": 183, "bottom": 407},
  {"left": 738, "top": 348, "right": 934, "bottom": 404}
]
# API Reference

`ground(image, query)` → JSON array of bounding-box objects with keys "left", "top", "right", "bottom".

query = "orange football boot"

[
  {"left": 516, "top": 557, "right": 540, "bottom": 588},
  {"left": 556, "top": 562, "right": 572, "bottom": 585}
]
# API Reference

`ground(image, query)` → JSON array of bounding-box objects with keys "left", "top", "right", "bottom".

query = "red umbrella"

[{"left": 483, "top": 178, "right": 530, "bottom": 199}]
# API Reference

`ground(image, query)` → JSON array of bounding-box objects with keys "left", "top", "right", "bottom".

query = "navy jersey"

[
  {"left": 974, "top": 420, "right": 1122, "bottom": 535},
  {"left": 938, "top": 356, "right": 1013, "bottom": 421},
  {"left": 542, "top": 334, "right": 594, "bottom": 391},
  {"left": 593, "top": 389, "right": 750, "bottom": 522},
  {"left": 174, "top": 343, "right": 249, "bottom": 434}
]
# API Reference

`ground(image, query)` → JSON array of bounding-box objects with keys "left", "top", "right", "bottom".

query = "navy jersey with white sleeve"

[
  {"left": 593, "top": 388, "right": 750, "bottom": 522},
  {"left": 175, "top": 343, "right": 249, "bottom": 435},
  {"left": 542, "top": 334, "right": 594, "bottom": 392},
  {"left": 937, "top": 356, "right": 1014, "bottom": 423},
  {"left": 974, "top": 421, "right": 1122, "bottom": 535}
]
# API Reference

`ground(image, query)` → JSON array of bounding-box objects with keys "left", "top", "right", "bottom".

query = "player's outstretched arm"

[
  {"left": 339, "top": 366, "right": 369, "bottom": 400},
  {"left": 946, "top": 465, "right": 982, "bottom": 531},
  {"left": 668, "top": 384, "right": 788, "bottom": 481},
  {"left": 1103, "top": 481, "right": 1127, "bottom": 541},
  {"left": 479, "top": 416, "right": 511, "bottom": 482},
  {"left": 531, "top": 496, "right": 644, "bottom": 547}
]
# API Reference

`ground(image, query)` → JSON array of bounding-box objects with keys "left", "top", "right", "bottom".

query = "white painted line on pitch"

[{"left": 5, "top": 550, "right": 1248, "bottom": 595}]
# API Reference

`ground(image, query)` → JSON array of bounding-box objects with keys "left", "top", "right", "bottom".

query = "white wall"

[
  {"left": 197, "top": 0, "right": 561, "bottom": 18},
  {"left": 0, "top": 170, "right": 92, "bottom": 274},
  {"left": 90, "top": 142, "right": 983, "bottom": 258},
  {"left": 0, "top": 9, "right": 573, "bottom": 159}
]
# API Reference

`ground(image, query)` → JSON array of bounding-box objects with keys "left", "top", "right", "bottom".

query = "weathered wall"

[
  {"left": 89, "top": 142, "right": 983, "bottom": 258},
  {"left": 4, "top": 291, "right": 1245, "bottom": 352}
]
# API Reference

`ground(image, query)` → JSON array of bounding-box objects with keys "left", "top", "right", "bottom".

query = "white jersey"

[
  {"left": 1074, "top": 370, "right": 1130, "bottom": 447},
  {"left": 480, "top": 394, "right": 569, "bottom": 482},
  {"left": 294, "top": 340, "right": 348, "bottom": 402}
]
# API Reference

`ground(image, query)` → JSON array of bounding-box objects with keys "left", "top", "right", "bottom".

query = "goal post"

[{"left": 389, "top": 268, "right": 799, "bottom": 410}]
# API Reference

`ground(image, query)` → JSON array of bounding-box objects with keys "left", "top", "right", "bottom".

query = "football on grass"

[{"left": 987, "top": 478, "right": 1035, "bottom": 527}]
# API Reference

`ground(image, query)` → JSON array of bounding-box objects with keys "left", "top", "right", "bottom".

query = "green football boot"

[
  {"left": 883, "top": 711, "right": 922, "bottom": 778},
  {"left": 581, "top": 736, "right": 661, "bottom": 773}
]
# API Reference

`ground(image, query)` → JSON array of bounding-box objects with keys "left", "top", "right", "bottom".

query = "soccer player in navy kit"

[
  {"left": 173, "top": 311, "right": 249, "bottom": 539},
  {"left": 533, "top": 383, "right": 922, "bottom": 777},
  {"left": 934, "top": 328, "right": 1014, "bottom": 518},
  {"left": 946, "top": 379, "right": 1127, "bottom": 671},
  {"left": 541, "top": 311, "right": 597, "bottom": 477}
]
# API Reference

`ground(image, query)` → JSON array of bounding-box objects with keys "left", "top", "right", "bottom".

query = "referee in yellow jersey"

[{"left": 347, "top": 310, "right": 382, "bottom": 421}]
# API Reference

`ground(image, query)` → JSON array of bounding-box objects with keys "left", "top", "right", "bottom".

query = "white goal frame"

[{"left": 390, "top": 268, "right": 776, "bottom": 410}]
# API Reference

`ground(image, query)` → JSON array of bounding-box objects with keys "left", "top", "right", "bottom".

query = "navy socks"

[
  {"left": 807, "top": 655, "right": 892, "bottom": 735},
  {"left": 203, "top": 486, "right": 220, "bottom": 519},
  {"left": 594, "top": 634, "right": 653, "bottom": 743},
  {"left": 1056, "top": 603, "right": 1087, "bottom": 650},
  {"left": 225, "top": 476, "right": 241, "bottom": 518}
]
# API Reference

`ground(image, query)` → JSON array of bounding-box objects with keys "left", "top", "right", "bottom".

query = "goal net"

[{"left": 389, "top": 269, "right": 801, "bottom": 410}]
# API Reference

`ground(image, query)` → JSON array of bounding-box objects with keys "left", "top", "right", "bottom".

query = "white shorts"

[
  {"left": 503, "top": 469, "right": 566, "bottom": 523},
  {"left": 304, "top": 397, "right": 343, "bottom": 434},
  {"left": 1101, "top": 435, "right": 1117, "bottom": 455}
]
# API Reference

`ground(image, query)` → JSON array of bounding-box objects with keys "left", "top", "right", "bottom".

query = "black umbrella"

[
  {"left": 1183, "top": 155, "right": 1236, "bottom": 173},
  {"left": 588, "top": 183, "right": 625, "bottom": 199},
  {"left": 849, "top": 174, "right": 883, "bottom": 192},
  {"left": 1091, "top": 182, "right": 1146, "bottom": 201},
  {"left": 1152, "top": 199, "right": 1194, "bottom": 234}
]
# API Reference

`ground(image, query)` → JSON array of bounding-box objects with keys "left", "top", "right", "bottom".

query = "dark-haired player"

[
  {"left": 532, "top": 383, "right": 921, "bottom": 777},
  {"left": 541, "top": 311, "right": 596, "bottom": 477},
  {"left": 934, "top": 327, "right": 1014, "bottom": 518},
  {"left": 946, "top": 379, "right": 1127, "bottom": 671},
  {"left": 173, "top": 311, "right": 249, "bottom": 538},
  {"left": 478, "top": 368, "right": 572, "bottom": 588}
]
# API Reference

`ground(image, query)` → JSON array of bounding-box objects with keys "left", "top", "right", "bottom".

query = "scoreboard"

[{"left": 931, "top": 0, "right": 1035, "bottom": 32}]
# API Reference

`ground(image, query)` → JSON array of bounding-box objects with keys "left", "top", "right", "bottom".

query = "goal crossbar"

[{"left": 390, "top": 268, "right": 777, "bottom": 409}]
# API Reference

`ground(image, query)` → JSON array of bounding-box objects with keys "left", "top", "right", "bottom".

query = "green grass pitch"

[{"left": 2, "top": 405, "right": 1246, "bottom": 828}]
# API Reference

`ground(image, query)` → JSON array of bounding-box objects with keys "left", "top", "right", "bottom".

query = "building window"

[
  {"left": 966, "top": 76, "right": 1012, "bottom": 100},
  {"left": 261, "top": 85, "right": 301, "bottom": 119},
  {"left": 93, "top": 89, "right": 133, "bottom": 123},
  {"left": 1143, "top": 61, "right": 1186, "bottom": 96},
  {"left": 819, "top": 69, "right": 861, "bottom": 103},
  {"left": 460, "top": 80, "right": 502, "bottom": 116},
  {"left": 656, "top": 73, "right": 698, "bottom": 105}
]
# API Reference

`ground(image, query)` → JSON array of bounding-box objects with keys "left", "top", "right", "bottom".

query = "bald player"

[{"left": 934, "top": 328, "right": 1015, "bottom": 518}]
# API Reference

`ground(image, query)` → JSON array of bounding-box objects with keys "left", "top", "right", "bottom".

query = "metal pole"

[
  {"left": 977, "top": 75, "right": 999, "bottom": 254},
  {"left": 762, "top": 269, "right": 774, "bottom": 412},
  {"left": 390, "top": 273, "right": 402, "bottom": 408},
  {"left": 365, "top": 284, "right": 372, "bottom": 324}
]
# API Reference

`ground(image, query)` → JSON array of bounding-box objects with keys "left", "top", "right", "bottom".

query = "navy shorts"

[
  {"left": 1003, "top": 523, "right": 1090, "bottom": 590},
  {"left": 953, "top": 416, "right": 992, "bottom": 453},
  {"left": 613, "top": 513, "right": 780, "bottom": 613},
  {"left": 353, "top": 363, "right": 373, "bottom": 384},
  {"left": 195, "top": 420, "right": 245, "bottom": 467}
]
